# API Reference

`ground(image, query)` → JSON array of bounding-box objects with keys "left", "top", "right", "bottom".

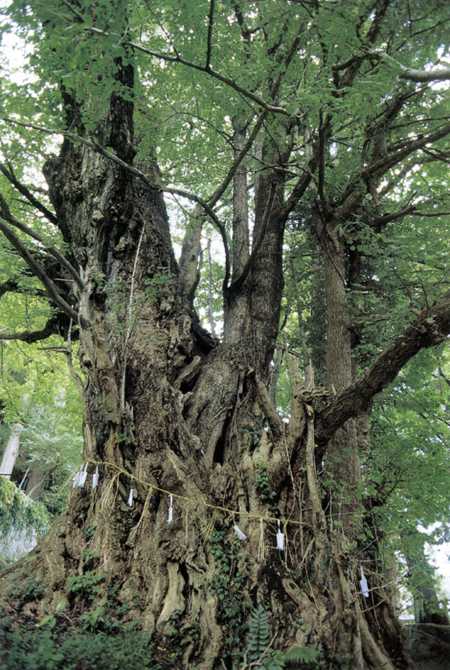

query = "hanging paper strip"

[
  {"left": 73, "top": 464, "right": 88, "bottom": 488},
  {"left": 276, "top": 520, "right": 285, "bottom": 551},
  {"left": 79, "top": 464, "right": 88, "bottom": 488},
  {"left": 359, "top": 565, "right": 369, "bottom": 598},
  {"left": 233, "top": 524, "right": 247, "bottom": 541},
  {"left": 92, "top": 466, "right": 99, "bottom": 489},
  {"left": 128, "top": 488, "right": 136, "bottom": 507},
  {"left": 72, "top": 467, "right": 81, "bottom": 488}
]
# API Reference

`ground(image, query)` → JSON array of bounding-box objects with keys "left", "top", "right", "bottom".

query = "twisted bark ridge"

[{"left": 1, "top": 3, "right": 450, "bottom": 669}]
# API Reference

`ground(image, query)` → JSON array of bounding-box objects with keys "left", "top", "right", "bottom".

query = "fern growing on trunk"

[{"left": 244, "top": 606, "right": 319, "bottom": 669}]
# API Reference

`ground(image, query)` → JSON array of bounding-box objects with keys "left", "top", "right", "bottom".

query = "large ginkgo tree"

[{"left": 0, "top": 1, "right": 449, "bottom": 668}]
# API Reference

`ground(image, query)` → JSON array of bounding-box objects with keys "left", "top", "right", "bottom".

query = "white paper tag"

[
  {"left": 167, "top": 494, "right": 174, "bottom": 524},
  {"left": 128, "top": 488, "right": 136, "bottom": 507},
  {"left": 79, "top": 464, "right": 88, "bottom": 488},
  {"left": 233, "top": 524, "right": 247, "bottom": 541},
  {"left": 72, "top": 467, "right": 82, "bottom": 488},
  {"left": 276, "top": 521, "right": 284, "bottom": 551},
  {"left": 73, "top": 464, "right": 88, "bottom": 488},
  {"left": 92, "top": 466, "right": 99, "bottom": 489},
  {"left": 360, "top": 566, "right": 369, "bottom": 598}
]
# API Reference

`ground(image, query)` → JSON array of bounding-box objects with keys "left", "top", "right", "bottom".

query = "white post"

[{"left": 0, "top": 423, "right": 23, "bottom": 478}]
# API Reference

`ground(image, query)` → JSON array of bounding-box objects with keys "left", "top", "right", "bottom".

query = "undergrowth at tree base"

[
  {"left": 0, "top": 618, "right": 161, "bottom": 670},
  {"left": 0, "top": 599, "right": 320, "bottom": 670}
]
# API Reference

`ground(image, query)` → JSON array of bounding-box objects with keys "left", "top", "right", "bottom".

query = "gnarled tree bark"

[{"left": 2, "top": 3, "right": 450, "bottom": 669}]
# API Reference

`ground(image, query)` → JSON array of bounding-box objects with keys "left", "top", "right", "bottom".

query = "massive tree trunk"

[
  {"left": 3, "top": 6, "right": 450, "bottom": 670},
  {"left": 1, "top": 130, "right": 409, "bottom": 670}
]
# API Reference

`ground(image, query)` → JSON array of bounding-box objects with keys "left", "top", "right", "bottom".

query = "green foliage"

[
  {"left": 0, "top": 0, "right": 449, "bottom": 647},
  {"left": 0, "top": 336, "right": 83, "bottom": 526},
  {"left": 255, "top": 464, "right": 277, "bottom": 506},
  {"left": 246, "top": 605, "right": 271, "bottom": 663},
  {"left": 283, "top": 646, "right": 320, "bottom": 667},
  {"left": 143, "top": 274, "right": 171, "bottom": 303},
  {"left": 210, "top": 526, "right": 247, "bottom": 662},
  {"left": 245, "top": 606, "right": 320, "bottom": 669},
  {"left": 65, "top": 571, "right": 105, "bottom": 600},
  {"left": 0, "top": 477, "right": 48, "bottom": 537},
  {"left": 80, "top": 606, "right": 112, "bottom": 633},
  {"left": 7, "top": 576, "right": 45, "bottom": 605},
  {"left": 0, "top": 620, "right": 161, "bottom": 670}
]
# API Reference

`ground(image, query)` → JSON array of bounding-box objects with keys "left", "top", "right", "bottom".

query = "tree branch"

[
  {"left": 400, "top": 66, "right": 450, "bottom": 83},
  {"left": 371, "top": 204, "right": 417, "bottom": 228},
  {"left": 178, "top": 207, "right": 204, "bottom": 305},
  {"left": 316, "top": 290, "right": 450, "bottom": 447},
  {"left": 205, "top": 0, "right": 215, "bottom": 70},
  {"left": 0, "top": 191, "right": 83, "bottom": 289},
  {"left": 0, "top": 276, "right": 46, "bottom": 300},
  {"left": 374, "top": 51, "right": 450, "bottom": 82},
  {"left": 363, "top": 123, "right": 450, "bottom": 178},
  {"left": 207, "top": 111, "right": 267, "bottom": 209},
  {"left": 85, "top": 26, "right": 289, "bottom": 115},
  {"left": 0, "top": 217, "right": 79, "bottom": 322},
  {"left": 0, "top": 316, "right": 61, "bottom": 343},
  {"left": 255, "top": 376, "right": 283, "bottom": 437},
  {"left": 0, "top": 163, "right": 58, "bottom": 226},
  {"left": 279, "top": 162, "right": 315, "bottom": 221},
  {"left": 0, "top": 278, "right": 20, "bottom": 300},
  {"left": 165, "top": 186, "right": 231, "bottom": 290},
  {"left": 226, "top": 181, "right": 277, "bottom": 296},
  {"left": 0, "top": 115, "right": 231, "bottom": 290}
]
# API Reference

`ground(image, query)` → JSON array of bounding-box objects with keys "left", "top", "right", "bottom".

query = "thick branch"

[
  {"left": 230, "top": 116, "right": 250, "bottom": 280},
  {"left": 363, "top": 123, "right": 450, "bottom": 178},
  {"left": 279, "top": 164, "right": 314, "bottom": 221},
  {"left": 374, "top": 51, "right": 450, "bottom": 82},
  {"left": 371, "top": 204, "right": 417, "bottom": 228},
  {"left": 0, "top": 316, "right": 60, "bottom": 343},
  {"left": 0, "top": 218, "right": 79, "bottom": 322},
  {"left": 255, "top": 376, "right": 283, "bottom": 437},
  {"left": 0, "top": 163, "right": 58, "bottom": 226},
  {"left": 208, "top": 111, "right": 267, "bottom": 209},
  {"left": 0, "top": 192, "right": 83, "bottom": 289},
  {"left": 178, "top": 207, "right": 204, "bottom": 305},
  {"left": 399, "top": 66, "right": 450, "bottom": 83},
  {"left": 166, "top": 186, "right": 230, "bottom": 291},
  {"left": 316, "top": 291, "right": 450, "bottom": 446},
  {"left": 226, "top": 182, "right": 277, "bottom": 296}
]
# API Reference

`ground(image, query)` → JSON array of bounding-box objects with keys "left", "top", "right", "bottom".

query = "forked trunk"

[
  {"left": 0, "top": 14, "right": 414, "bottom": 670},
  {"left": 1, "top": 154, "right": 411, "bottom": 668}
]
